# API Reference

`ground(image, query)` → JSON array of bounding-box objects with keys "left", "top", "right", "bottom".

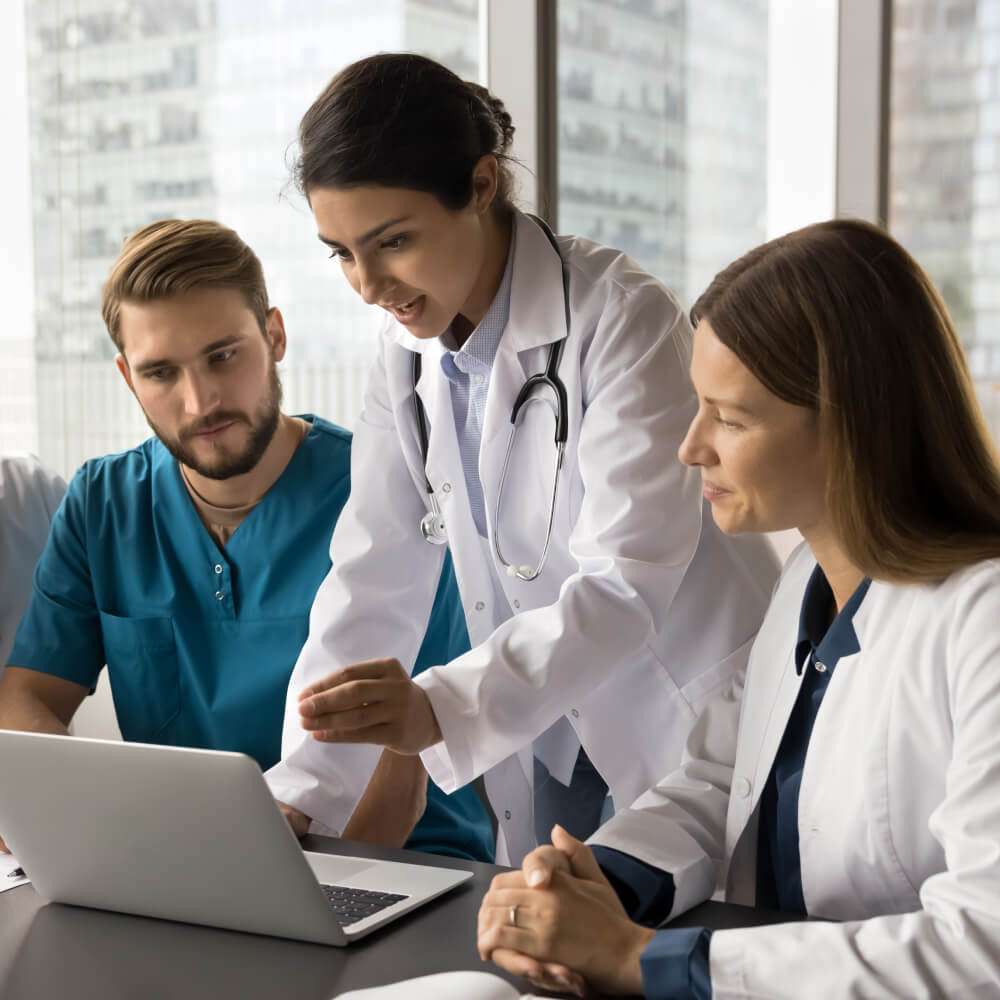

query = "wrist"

[
  {"left": 416, "top": 686, "right": 442, "bottom": 750},
  {"left": 616, "top": 923, "right": 656, "bottom": 995}
]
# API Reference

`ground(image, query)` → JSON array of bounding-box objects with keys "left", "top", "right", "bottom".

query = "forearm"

[
  {"left": 342, "top": 749, "right": 428, "bottom": 848},
  {"left": 0, "top": 680, "right": 73, "bottom": 734}
]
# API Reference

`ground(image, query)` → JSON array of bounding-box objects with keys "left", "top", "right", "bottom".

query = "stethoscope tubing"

[{"left": 412, "top": 215, "right": 571, "bottom": 578}]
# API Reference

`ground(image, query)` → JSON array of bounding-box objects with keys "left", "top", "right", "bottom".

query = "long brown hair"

[{"left": 691, "top": 218, "right": 1000, "bottom": 582}]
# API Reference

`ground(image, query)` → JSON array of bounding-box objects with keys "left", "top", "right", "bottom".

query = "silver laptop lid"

[{"left": 0, "top": 731, "right": 347, "bottom": 943}]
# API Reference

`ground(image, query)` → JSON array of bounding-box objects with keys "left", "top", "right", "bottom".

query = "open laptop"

[{"left": 0, "top": 731, "right": 474, "bottom": 945}]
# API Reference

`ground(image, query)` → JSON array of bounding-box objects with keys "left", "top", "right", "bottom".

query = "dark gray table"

[{"left": 0, "top": 835, "right": 795, "bottom": 999}]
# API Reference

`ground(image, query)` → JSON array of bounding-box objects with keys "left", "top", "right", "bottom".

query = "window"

[
  {"left": 556, "top": 0, "right": 838, "bottom": 311},
  {"left": 889, "top": 0, "right": 1000, "bottom": 439},
  {"left": 2, "top": 0, "right": 479, "bottom": 477}
]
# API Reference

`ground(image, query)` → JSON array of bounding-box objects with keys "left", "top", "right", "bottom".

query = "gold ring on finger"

[{"left": 508, "top": 903, "right": 519, "bottom": 927}]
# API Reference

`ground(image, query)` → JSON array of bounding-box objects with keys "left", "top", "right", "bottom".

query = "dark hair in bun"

[{"left": 295, "top": 53, "right": 517, "bottom": 212}]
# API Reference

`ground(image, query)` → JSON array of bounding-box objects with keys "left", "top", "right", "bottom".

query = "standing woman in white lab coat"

[
  {"left": 477, "top": 219, "right": 1000, "bottom": 998},
  {"left": 267, "top": 53, "right": 779, "bottom": 865}
]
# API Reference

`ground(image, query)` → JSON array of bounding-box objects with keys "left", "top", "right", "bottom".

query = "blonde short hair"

[{"left": 101, "top": 219, "right": 269, "bottom": 353}]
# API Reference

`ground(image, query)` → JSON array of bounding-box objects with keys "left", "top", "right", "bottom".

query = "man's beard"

[{"left": 147, "top": 363, "right": 284, "bottom": 480}]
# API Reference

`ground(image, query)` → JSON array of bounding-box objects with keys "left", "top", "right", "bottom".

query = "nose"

[
  {"left": 678, "top": 409, "right": 714, "bottom": 467},
  {"left": 353, "top": 257, "right": 387, "bottom": 306},
  {"left": 180, "top": 369, "right": 219, "bottom": 419}
]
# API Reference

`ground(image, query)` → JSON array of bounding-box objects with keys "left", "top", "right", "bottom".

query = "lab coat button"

[
  {"left": 504, "top": 810, "right": 511, "bottom": 820},
  {"left": 571, "top": 708, "right": 580, "bottom": 719},
  {"left": 814, "top": 660, "right": 828, "bottom": 673},
  {"left": 215, "top": 591, "right": 224, "bottom": 601},
  {"left": 513, "top": 600, "right": 520, "bottom": 609},
  {"left": 442, "top": 482, "right": 452, "bottom": 493},
  {"left": 475, "top": 601, "right": 485, "bottom": 611},
  {"left": 733, "top": 777, "right": 751, "bottom": 798}
]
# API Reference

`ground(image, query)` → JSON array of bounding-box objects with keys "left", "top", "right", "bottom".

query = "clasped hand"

[
  {"left": 477, "top": 825, "right": 653, "bottom": 997},
  {"left": 298, "top": 657, "right": 442, "bottom": 755}
]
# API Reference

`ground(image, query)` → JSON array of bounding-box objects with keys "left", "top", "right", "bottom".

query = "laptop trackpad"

[{"left": 302, "top": 853, "right": 374, "bottom": 884}]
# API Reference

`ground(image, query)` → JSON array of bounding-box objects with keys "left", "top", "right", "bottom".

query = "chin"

[{"left": 709, "top": 508, "right": 751, "bottom": 536}]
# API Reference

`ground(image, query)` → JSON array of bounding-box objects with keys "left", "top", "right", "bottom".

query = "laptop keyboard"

[{"left": 320, "top": 883, "right": 409, "bottom": 926}]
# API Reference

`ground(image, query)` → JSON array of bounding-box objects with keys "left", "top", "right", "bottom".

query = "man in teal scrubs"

[{"left": 0, "top": 219, "right": 493, "bottom": 862}]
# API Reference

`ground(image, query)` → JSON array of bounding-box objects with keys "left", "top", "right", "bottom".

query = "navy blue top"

[
  {"left": 594, "top": 564, "right": 872, "bottom": 997},
  {"left": 593, "top": 846, "right": 711, "bottom": 998},
  {"left": 756, "top": 566, "right": 871, "bottom": 912},
  {"left": 10, "top": 416, "right": 494, "bottom": 862}
]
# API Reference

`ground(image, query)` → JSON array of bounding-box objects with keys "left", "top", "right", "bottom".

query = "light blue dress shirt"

[{"left": 438, "top": 227, "right": 515, "bottom": 538}]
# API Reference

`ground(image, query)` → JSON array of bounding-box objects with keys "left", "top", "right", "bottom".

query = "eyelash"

[
  {"left": 328, "top": 235, "right": 408, "bottom": 261},
  {"left": 144, "top": 349, "right": 236, "bottom": 381},
  {"left": 714, "top": 416, "right": 744, "bottom": 430}
]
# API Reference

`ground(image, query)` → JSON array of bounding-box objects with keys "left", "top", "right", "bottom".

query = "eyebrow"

[
  {"left": 317, "top": 216, "right": 412, "bottom": 251},
  {"left": 702, "top": 395, "right": 757, "bottom": 416},
  {"left": 132, "top": 335, "right": 244, "bottom": 375}
]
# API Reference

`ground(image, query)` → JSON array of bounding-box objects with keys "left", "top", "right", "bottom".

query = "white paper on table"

[
  {"left": 0, "top": 853, "right": 29, "bottom": 892},
  {"left": 335, "top": 970, "right": 549, "bottom": 999}
]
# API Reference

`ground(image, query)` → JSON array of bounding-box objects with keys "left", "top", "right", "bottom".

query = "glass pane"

[
  {"left": 557, "top": 0, "right": 838, "bottom": 313},
  {"left": 3, "top": 0, "right": 478, "bottom": 477},
  {"left": 889, "top": 0, "right": 1000, "bottom": 442}
]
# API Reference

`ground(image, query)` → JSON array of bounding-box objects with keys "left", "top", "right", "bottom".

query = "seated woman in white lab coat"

[{"left": 477, "top": 218, "right": 1000, "bottom": 999}]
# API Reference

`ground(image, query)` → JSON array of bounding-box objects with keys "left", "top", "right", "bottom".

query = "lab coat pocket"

[{"left": 98, "top": 612, "right": 180, "bottom": 743}]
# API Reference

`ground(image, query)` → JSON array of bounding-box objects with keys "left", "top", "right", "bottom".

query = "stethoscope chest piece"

[{"left": 420, "top": 507, "right": 448, "bottom": 545}]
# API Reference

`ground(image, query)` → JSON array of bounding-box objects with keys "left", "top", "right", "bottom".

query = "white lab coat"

[
  {"left": 268, "top": 211, "right": 780, "bottom": 863},
  {"left": 591, "top": 542, "right": 1000, "bottom": 998},
  {"left": 1, "top": 454, "right": 66, "bottom": 669}
]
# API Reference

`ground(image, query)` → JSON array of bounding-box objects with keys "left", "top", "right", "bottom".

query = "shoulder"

[
  {"left": 54, "top": 439, "right": 169, "bottom": 525},
  {"left": 298, "top": 414, "right": 352, "bottom": 450},
  {"left": 293, "top": 415, "right": 353, "bottom": 487},
  {"left": 560, "top": 232, "right": 685, "bottom": 329},
  {"left": 69, "top": 437, "right": 162, "bottom": 493},
  {"left": 0, "top": 453, "right": 66, "bottom": 513},
  {"left": 867, "top": 558, "right": 1000, "bottom": 620}
]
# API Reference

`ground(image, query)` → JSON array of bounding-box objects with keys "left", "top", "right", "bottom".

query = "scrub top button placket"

[{"left": 212, "top": 558, "right": 234, "bottom": 617}]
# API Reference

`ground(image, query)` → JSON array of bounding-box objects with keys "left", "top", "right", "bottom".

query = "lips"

[
  {"left": 182, "top": 415, "right": 244, "bottom": 441},
  {"left": 194, "top": 421, "right": 235, "bottom": 439},
  {"left": 383, "top": 295, "right": 425, "bottom": 326},
  {"left": 702, "top": 480, "right": 732, "bottom": 501}
]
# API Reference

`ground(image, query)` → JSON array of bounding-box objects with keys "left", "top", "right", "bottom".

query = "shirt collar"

[
  {"left": 794, "top": 564, "right": 872, "bottom": 675},
  {"left": 441, "top": 223, "right": 516, "bottom": 375}
]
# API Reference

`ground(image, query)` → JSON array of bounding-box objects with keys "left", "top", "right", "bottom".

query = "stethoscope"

[{"left": 413, "top": 215, "right": 569, "bottom": 582}]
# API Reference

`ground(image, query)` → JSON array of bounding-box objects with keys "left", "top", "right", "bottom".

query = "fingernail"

[
  {"left": 554, "top": 974, "right": 582, "bottom": 996},
  {"left": 527, "top": 870, "right": 545, "bottom": 887}
]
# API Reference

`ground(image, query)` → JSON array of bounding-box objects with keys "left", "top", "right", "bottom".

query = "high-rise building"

[
  {"left": 890, "top": 0, "right": 1000, "bottom": 433},
  {"left": 557, "top": 0, "right": 769, "bottom": 308},
  {"left": 17, "top": 0, "right": 478, "bottom": 473}
]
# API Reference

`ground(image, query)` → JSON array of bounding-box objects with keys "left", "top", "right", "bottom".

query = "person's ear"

[
  {"left": 470, "top": 154, "right": 499, "bottom": 216},
  {"left": 264, "top": 307, "right": 287, "bottom": 363},
  {"left": 115, "top": 353, "right": 137, "bottom": 397}
]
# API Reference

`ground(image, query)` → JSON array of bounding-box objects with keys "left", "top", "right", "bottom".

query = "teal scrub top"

[{"left": 9, "top": 416, "right": 494, "bottom": 862}]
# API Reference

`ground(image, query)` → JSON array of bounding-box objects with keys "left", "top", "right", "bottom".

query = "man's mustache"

[{"left": 179, "top": 412, "right": 249, "bottom": 439}]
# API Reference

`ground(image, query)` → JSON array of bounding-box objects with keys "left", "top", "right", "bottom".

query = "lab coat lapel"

[
  {"left": 410, "top": 337, "right": 457, "bottom": 489},
  {"left": 480, "top": 212, "right": 569, "bottom": 512},
  {"left": 749, "top": 650, "right": 807, "bottom": 809}
]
